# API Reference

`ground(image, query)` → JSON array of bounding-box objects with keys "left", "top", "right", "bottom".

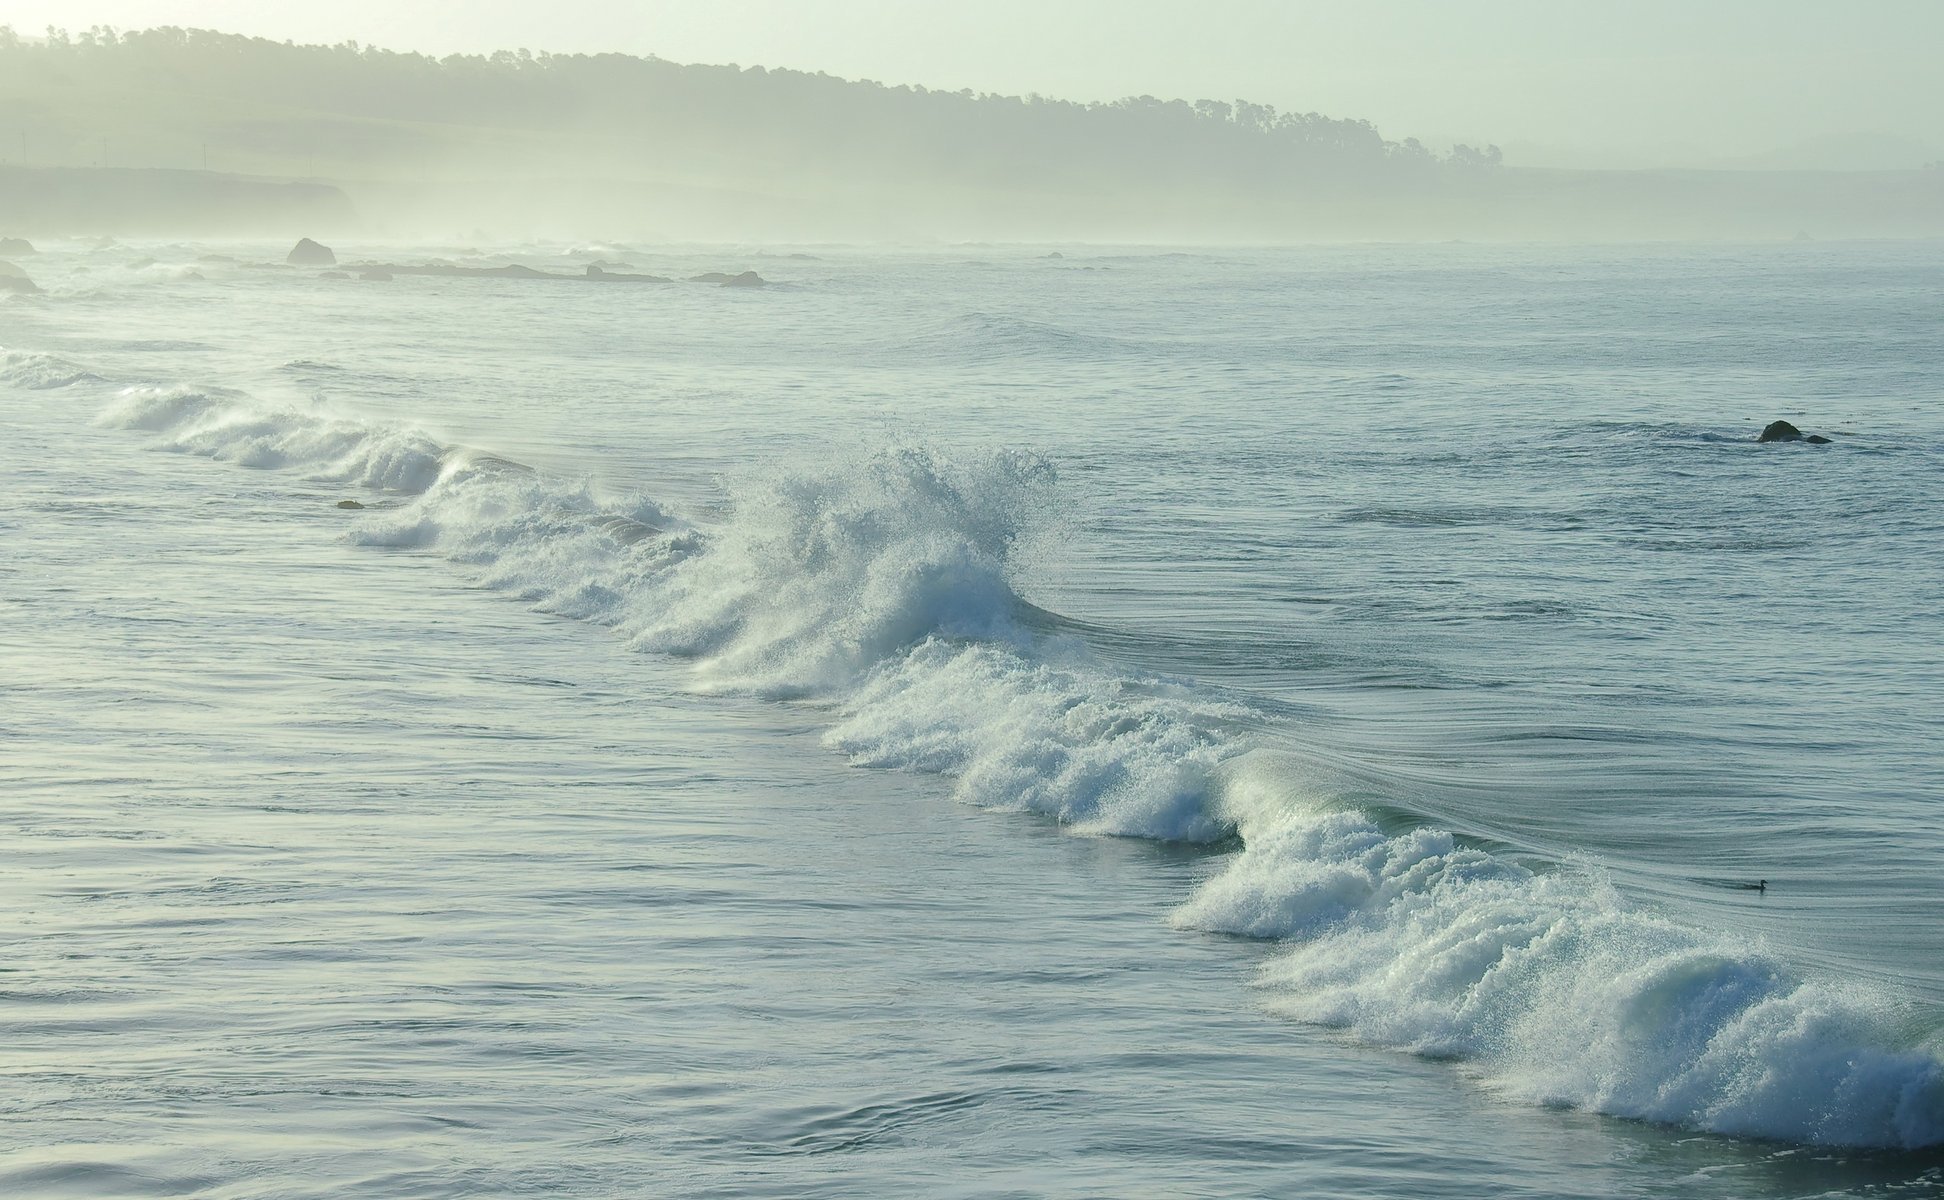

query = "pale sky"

[{"left": 5, "top": 0, "right": 1941, "bottom": 167}]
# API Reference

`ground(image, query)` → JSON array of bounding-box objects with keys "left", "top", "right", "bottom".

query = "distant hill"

[
  {"left": 0, "top": 166, "right": 354, "bottom": 235},
  {"left": 0, "top": 25, "right": 1937, "bottom": 240}
]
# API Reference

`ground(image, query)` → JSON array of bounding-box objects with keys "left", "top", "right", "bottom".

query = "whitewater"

[{"left": 4, "top": 239, "right": 1942, "bottom": 1197}]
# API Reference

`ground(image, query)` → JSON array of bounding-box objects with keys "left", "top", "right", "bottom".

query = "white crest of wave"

[
  {"left": 1, "top": 348, "right": 100, "bottom": 389},
  {"left": 96, "top": 384, "right": 449, "bottom": 492},
  {"left": 1176, "top": 762, "right": 1944, "bottom": 1148},
  {"left": 625, "top": 448, "right": 1051, "bottom": 696},
  {"left": 829, "top": 640, "right": 1237, "bottom": 840},
  {"left": 352, "top": 456, "right": 689, "bottom": 626}
]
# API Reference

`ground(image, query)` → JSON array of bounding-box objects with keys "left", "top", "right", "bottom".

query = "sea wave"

[
  {"left": 0, "top": 348, "right": 101, "bottom": 389},
  {"left": 1180, "top": 761, "right": 1944, "bottom": 1147},
  {"left": 90, "top": 372, "right": 1944, "bottom": 1149}
]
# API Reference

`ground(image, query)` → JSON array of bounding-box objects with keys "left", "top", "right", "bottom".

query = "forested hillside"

[{"left": 1, "top": 25, "right": 1935, "bottom": 240}]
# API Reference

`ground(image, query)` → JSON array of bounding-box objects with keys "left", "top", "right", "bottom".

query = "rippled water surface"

[{"left": 4, "top": 239, "right": 1942, "bottom": 1197}]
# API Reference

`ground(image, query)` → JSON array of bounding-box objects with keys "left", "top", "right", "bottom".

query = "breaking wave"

[{"left": 85, "top": 372, "right": 1944, "bottom": 1150}]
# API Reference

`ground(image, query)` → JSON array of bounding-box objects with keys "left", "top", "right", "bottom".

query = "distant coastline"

[{"left": 2, "top": 26, "right": 1940, "bottom": 241}]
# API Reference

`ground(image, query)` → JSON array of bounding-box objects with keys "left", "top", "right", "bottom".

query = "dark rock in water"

[
  {"left": 287, "top": 237, "right": 336, "bottom": 266},
  {"left": 359, "top": 269, "right": 393, "bottom": 282},
  {"left": 340, "top": 260, "right": 671, "bottom": 285},
  {"left": 687, "top": 270, "right": 764, "bottom": 286},
  {"left": 0, "top": 260, "right": 41, "bottom": 293},
  {"left": 0, "top": 237, "right": 36, "bottom": 255},
  {"left": 319, "top": 270, "right": 350, "bottom": 279},
  {"left": 585, "top": 264, "right": 671, "bottom": 283},
  {"left": 336, "top": 499, "right": 366, "bottom": 510},
  {"left": 1758, "top": 420, "right": 1833, "bottom": 444},
  {"left": 1043, "top": 250, "right": 1064, "bottom": 259}
]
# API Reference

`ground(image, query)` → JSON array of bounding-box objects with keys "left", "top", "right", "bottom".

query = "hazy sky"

[{"left": 7, "top": 0, "right": 1941, "bottom": 167}]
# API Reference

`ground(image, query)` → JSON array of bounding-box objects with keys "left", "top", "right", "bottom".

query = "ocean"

[{"left": 3, "top": 238, "right": 1941, "bottom": 1198}]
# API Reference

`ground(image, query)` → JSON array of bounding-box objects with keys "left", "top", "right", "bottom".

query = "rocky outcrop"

[
  {"left": 688, "top": 270, "right": 765, "bottom": 286},
  {"left": 1758, "top": 420, "right": 1832, "bottom": 445},
  {"left": 333, "top": 260, "right": 671, "bottom": 285},
  {"left": 0, "top": 260, "right": 41, "bottom": 294},
  {"left": 0, "top": 237, "right": 36, "bottom": 255},
  {"left": 585, "top": 264, "right": 671, "bottom": 283},
  {"left": 287, "top": 237, "right": 336, "bottom": 266}
]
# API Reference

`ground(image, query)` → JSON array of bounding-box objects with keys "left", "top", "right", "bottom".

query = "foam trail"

[{"left": 92, "top": 377, "right": 1944, "bottom": 1149}]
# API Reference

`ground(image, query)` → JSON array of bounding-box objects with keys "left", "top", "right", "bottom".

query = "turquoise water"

[{"left": 3, "top": 239, "right": 1941, "bottom": 1197}]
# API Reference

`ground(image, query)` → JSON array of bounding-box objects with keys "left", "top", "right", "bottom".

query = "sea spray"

[{"left": 622, "top": 446, "right": 1053, "bottom": 696}]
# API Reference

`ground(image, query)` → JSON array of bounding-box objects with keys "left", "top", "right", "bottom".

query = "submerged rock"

[
  {"left": 359, "top": 269, "right": 393, "bottom": 282},
  {"left": 1758, "top": 420, "right": 1832, "bottom": 445},
  {"left": 336, "top": 499, "right": 366, "bottom": 510},
  {"left": 287, "top": 237, "right": 336, "bottom": 266},
  {"left": 319, "top": 270, "right": 350, "bottom": 279},
  {"left": 0, "top": 237, "right": 36, "bottom": 255}
]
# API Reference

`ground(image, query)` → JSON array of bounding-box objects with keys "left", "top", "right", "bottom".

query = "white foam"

[{"left": 1174, "top": 761, "right": 1944, "bottom": 1148}]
